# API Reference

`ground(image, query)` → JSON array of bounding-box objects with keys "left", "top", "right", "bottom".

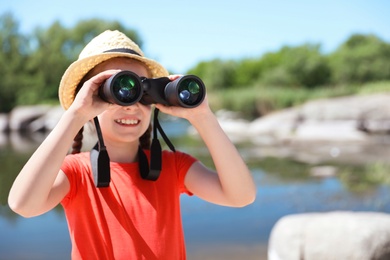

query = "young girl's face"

[{"left": 91, "top": 57, "right": 152, "bottom": 147}]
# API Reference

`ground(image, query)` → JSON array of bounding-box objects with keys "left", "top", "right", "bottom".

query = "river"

[{"left": 1, "top": 118, "right": 390, "bottom": 259}]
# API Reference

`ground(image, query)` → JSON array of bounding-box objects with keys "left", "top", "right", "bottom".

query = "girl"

[{"left": 8, "top": 30, "right": 256, "bottom": 259}]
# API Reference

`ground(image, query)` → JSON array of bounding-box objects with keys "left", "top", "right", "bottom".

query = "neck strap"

[
  {"left": 90, "top": 117, "right": 110, "bottom": 187},
  {"left": 90, "top": 108, "right": 175, "bottom": 187}
]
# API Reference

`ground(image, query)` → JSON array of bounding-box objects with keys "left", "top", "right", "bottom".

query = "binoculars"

[{"left": 99, "top": 71, "right": 206, "bottom": 108}]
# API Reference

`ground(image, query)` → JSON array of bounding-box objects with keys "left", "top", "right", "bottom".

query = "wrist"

[
  {"left": 188, "top": 109, "right": 218, "bottom": 129},
  {"left": 62, "top": 108, "right": 91, "bottom": 129}
]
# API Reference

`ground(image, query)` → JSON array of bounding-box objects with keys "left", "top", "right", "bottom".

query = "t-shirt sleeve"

[
  {"left": 60, "top": 153, "right": 84, "bottom": 207},
  {"left": 173, "top": 151, "right": 197, "bottom": 195}
]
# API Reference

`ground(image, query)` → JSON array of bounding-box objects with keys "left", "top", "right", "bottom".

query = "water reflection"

[{"left": 1, "top": 122, "right": 390, "bottom": 259}]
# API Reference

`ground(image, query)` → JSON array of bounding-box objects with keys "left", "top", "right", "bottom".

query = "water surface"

[{"left": 1, "top": 119, "right": 390, "bottom": 259}]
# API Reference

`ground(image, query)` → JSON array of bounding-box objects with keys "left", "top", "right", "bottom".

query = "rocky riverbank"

[
  {"left": 214, "top": 93, "right": 390, "bottom": 145},
  {"left": 2, "top": 93, "right": 390, "bottom": 164}
]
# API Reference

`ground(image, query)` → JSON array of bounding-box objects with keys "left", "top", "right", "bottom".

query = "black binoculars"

[{"left": 99, "top": 71, "right": 206, "bottom": 108}]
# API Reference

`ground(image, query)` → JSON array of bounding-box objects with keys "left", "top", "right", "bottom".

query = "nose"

[{"left": 122, "top": 102, "right": 140, "bottom": 111}]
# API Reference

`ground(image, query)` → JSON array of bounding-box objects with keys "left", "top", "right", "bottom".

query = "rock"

[
  {"left": 9, "top": 105, "right": 52, "bottom": 131},
  {"left": 218, "top": 118, "right": 250, "bottom": 143},
  {"left": 298, "top": 94, "right": 390, "bottom": 135},
  {"left": 189, "top": 109, "right": 251, "bottom": 143},
  {"left": 309, "top": 165, "right": 338, "bottom": 178},
  {"left": 248, "top": 108, "right": 300, "bottom": 145},
  {"left": 268, "top": 211, "right": 390, "bottom": 260},
  {"left": 28, "top": 106, "right": 64, "bottom": 132},
  {"left": 293, "top": 120, "right": 367, "bottom": 142},
  {"left": 0, "top": 113, "right": 9, "bottom": 132},
  {"left": 247, "top": 94, "right": 390, "bottom": 144},
  {"left": 5, "top": 93, "right": 390, "bottom": 146},
  {"left": 299, "top": 94, "right": 390, "bottom": 121},
  {"left": 358, "top": 120, "right": 390, "bottom": 134}
]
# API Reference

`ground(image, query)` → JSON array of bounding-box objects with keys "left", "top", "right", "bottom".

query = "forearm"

[
  {"left": 8, "top": 110, "right": 86, "bottom": 215},
  {"left": 189, "top": 111, "right": 256, "bottom": 206}
]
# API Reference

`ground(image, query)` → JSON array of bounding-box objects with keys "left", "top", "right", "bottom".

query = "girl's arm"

[
  {"left": 8, "top": 70, "right": 116, "bottom": 217},
  {"left": 155, "top": 77, "right": 256, "bottom": 207},
  {"left": 185, "top": 108, "right": 256, "bottom": 207},
  {"left": 8, "top": 111, "right": 83, "bottom": 217}
]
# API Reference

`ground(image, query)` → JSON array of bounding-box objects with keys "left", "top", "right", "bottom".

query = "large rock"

[
  {"left": 0, "top": 113, "right": 8, "bottom": 132},
  {"left": 293, "top": 120, "right": 367, "bottom": 142},
  {"left": 28, "top": 106, "right": 64, "bottom": 132},
  {"left": 268, "top": 211, "right": 390, "bottom": 260},
  {"left": 299, "top": 93, "right": 390, "bottom": 121},
  {"left": 5, "top": 93, "right": 390, "bottom": 144},
  {"left": 248, "top": 108, "right": 299, "bottom": 145},
  {"left": 9, "top": 105, "right": 52, "bottom": 131},
  {"left": 246, "top": 93, "right": 390, "bottom": 144}
]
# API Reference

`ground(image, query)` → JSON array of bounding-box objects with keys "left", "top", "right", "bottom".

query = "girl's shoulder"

[{"left": 63, "top": 152, "right": 91, "bottom": 173}]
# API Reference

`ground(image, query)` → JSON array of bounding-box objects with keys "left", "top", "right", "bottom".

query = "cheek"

[
  {"left": 97, "top": 110, "right": 111, "bottom": 124},
  {"left": 96, "top": 113, "right": 110, "bottom": 135},
  {"left": 142, "top": 105, "right": 153, "bottom": 117},
  {"left": 142, "top": 107, "right": 152, "bottom": 127}
]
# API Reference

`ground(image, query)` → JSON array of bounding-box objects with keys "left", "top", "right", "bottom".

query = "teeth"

[{"left": 115, "top": 119, "right": 139, "bottom": 125}]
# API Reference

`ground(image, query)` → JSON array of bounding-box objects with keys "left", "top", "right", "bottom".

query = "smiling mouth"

[{"left": 114, "top": 119, "right": 140, "bottom": 126}]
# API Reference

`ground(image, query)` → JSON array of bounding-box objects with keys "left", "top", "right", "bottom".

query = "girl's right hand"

[{"left": 67, "top": 69, "right": 121, "bottom": 122}]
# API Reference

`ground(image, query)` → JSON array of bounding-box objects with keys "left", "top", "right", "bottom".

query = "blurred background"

[{"left": 1, "top": 0, "right": 390, "bottom": 259}]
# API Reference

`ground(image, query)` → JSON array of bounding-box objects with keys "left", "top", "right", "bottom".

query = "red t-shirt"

[{"left": 61, "top": 150, "right": 196, "bottom": 260}]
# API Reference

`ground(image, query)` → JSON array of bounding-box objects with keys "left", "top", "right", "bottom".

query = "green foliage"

[
  {"left": 329, "top": 34, "right": 390, "bottom": 84},
  {"left": 190, "top": 34, "right": 390, "bottom": 118},
  {"left": 188, "top": 59, "right": 237, "bottom": 90},
  {"left": 259, "top": 44, "right": 331, "bottom": 88},
  {"left": 232, "top": 58, "right": 263, "bottom": 88},
  {"left": 210, "top": 85, "right": 311, "bottom": 118},
  {"left": 188, "top": 34, "right": 390, "bottom": 92},
  {"left": 339, "top": 162, "right": 390, "bottom": 192},
  {"left": 0, "top": 13, "right": 142, "bottom": 112},
  {"left": 1, "top": 13, "right": 390, "bottom": 117},
  {"left": 0, "top": 13, "right": 29, "bottom": 112},
  {"left": 209, "top": 81, "right": 390, "bottom": 120}
]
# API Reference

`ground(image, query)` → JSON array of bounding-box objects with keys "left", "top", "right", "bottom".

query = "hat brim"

[{"left": 59, "top": 52, "right": 169, "bottom": 110}]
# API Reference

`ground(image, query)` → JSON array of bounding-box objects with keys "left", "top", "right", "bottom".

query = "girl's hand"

[
  {"left": 67, "top": 69, "right": 121, "bottom": 121},
  {"left": 154, "top": 75, "right": 212, "bottom": 123},
  {"left": 157, "top": 75, "right": 256, "bottom": 208}
]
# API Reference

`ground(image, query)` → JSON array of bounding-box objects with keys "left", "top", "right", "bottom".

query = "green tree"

[
  {"left": 233, "top": 58, "right": 263, "bottom": 88},
  {"left": 11, "top": 18, "right": 143, "bottom": 108},
  {"left": 260, "top": 44, "right": 331, "bottom": 88},
  {"left": 329, "top": 34, "right": 390, "bottom": 84},
  {"left": 188, "top": 59, "right": 237, "bottom": 90},
  {"left": 20, "top": 22, "right": 70, "bottom": 104},
  {"left": 0, "top": 14, "right": 144, "bottom": 112},
  {"left": 0, "top": 13, "right": 29, "bottom": 112}
]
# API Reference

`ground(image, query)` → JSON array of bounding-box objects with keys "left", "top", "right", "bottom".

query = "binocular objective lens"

[
  {"left": 179, "top": 90, "right": 191, "bottom": 101},
  {"left": 177, "top": 78, "right": 204, "bottom": 106},
  {"left": 113, "top": 75, "right": 138, "bottom": 102},
  {"left": 187, "top": 81, "right": 200, "bottom": 94}
]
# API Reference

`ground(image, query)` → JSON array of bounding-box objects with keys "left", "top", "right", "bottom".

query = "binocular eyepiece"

[{"left": 99, "top": 71, "right": 206, "bottom": 108}]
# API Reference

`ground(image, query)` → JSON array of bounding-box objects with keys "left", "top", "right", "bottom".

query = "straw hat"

[{"left": 58, "top": 30, "right": 169, "bottom": 110}]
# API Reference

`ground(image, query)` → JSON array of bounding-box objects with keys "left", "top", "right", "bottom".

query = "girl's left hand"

[{"left": 154, "top": 75, "right": 212, "bottom": 122}]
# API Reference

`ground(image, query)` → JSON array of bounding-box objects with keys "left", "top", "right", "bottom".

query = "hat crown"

[
  {"left": 78, "top": 30, "right": 144, "bottom": 60},
  {"left": 59, "top": 30, "right": 168, "bottom": 110}
]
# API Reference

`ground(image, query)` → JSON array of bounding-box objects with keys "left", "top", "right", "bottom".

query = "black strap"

[
  {"left": 153, "top": 109, "right": 175, "bottom": 152},
  {"left": 138, "top": 108, "right": 176, "bottom": 180},
  {"left": 91, "top": 108, "right": 176, "bottom": 186},
  {"left": 103, "top": 48, "right": 141, "bottom": 56},
  {"left": 90, "top": 117, "right": 110, "bottom": 187}
]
